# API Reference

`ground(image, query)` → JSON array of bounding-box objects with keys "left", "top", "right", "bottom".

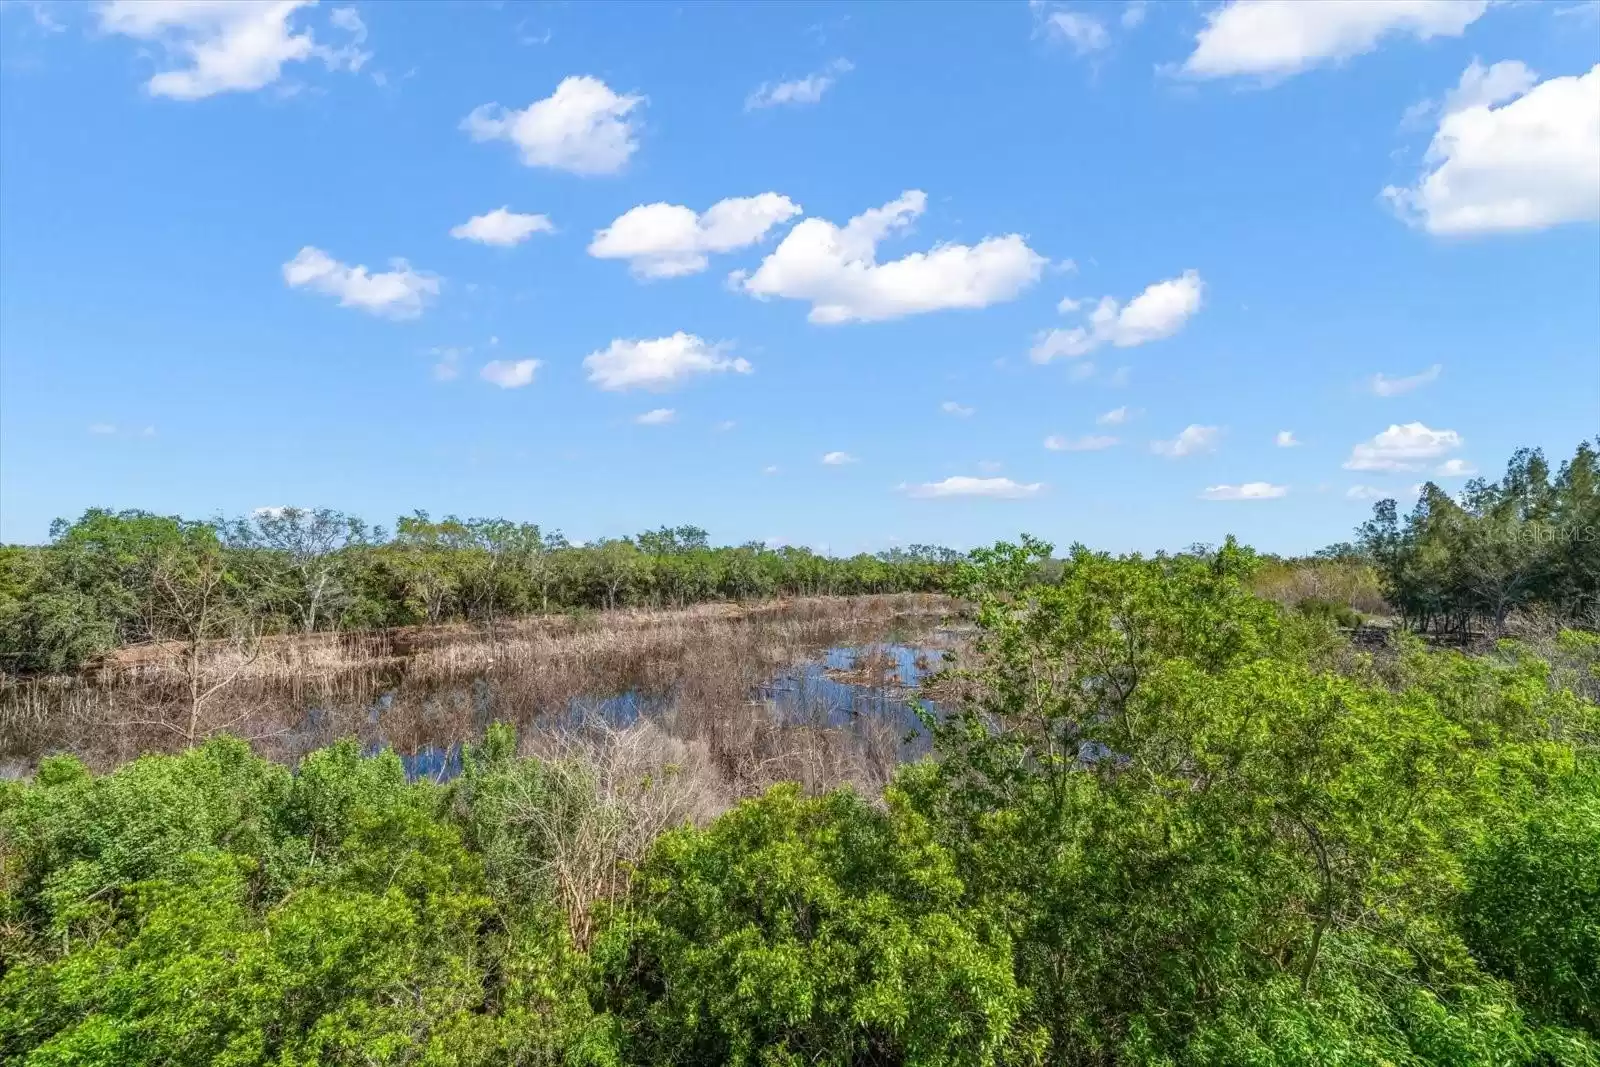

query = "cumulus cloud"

[
  {"left": 98, "top": 0, "right": 369, "bottom": 100},
  {"left": 1275, "top": 430, "right": 1301, "bottom": 447},
  {"left": 1442, "top": 58, "right": 1539, "bottom": 114},
  {"left": 582, "top": 332, "right": 751, "bottom": 391},
  {"left": 821, "top": 451, "right": 856, "bottom": 465},
  {"left": 450, "top": 207, "right": 555, "bottom": 246},
  {"left": 1097, "top": 405, "right": 1131, "bottom": 425},
  {"left": 1151, "top": 424, "right": 1221, "bottom": 458},
  {"left": 1044, "top": 434, "right": 1118, "bottom": 451},
  {"left": 1200, "top": 482, "right": 1288, "bottom": 500},
  {"left": 941, "top": 401, "right": 975, "bottom": 417},
  {"left": 634, "top": 407, "right": 676, "bottom": 425},
  {"left": 1182, "top": 0, "right": 1486, "bottom": 80},
  {"left": 462, "top": 75, "right": 644, "bottom": 175},
  {"left": 1031, "top": 270, "right": 1203, "bottom": 362},
  {"left": 1384, "top": 61, "right": 1600, "bottom": 235},
  {"left": 905, "top": 476, "right": 1043, "bottom": 499},
  {"left": 479, "top": 359, "right": 540, "bottom": 388},
  {"left": 589, "top": 194, "right": 801, "bottom": 278},
  {"left": 746, "top": 59, "right": 852, "bottom": 110},
  {"left": 735, "top": 190, "right": 1045, "bottom": 323},
  {"left": 1370, "top": 363, "right": 1442, "bottom": 396},
  {"left": 1435, "top": 457, "right": 1479, "bottom": 477},
  {"left": 282, "top": 246, "right": 439, "bottom": 319},
  {"left": 1344, "top": 422, "right": 1463, "bottom": 471}
]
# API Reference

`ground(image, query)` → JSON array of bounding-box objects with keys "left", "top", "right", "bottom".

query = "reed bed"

[{"left": 0, "top": 595, "right": 966, "bottom": 801}]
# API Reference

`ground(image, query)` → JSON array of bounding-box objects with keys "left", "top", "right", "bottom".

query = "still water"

[{"left": 360, "top": 643, "right": 947, "bottom": 782}]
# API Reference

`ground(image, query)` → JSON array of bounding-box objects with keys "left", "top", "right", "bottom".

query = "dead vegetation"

[{"left": 0, "top": 595, "right": 966, "bottom": 800}]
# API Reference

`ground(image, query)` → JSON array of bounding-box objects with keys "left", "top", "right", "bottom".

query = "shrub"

[{"left": 598, "top": 784, "right": 1030, "bottom": 1066}]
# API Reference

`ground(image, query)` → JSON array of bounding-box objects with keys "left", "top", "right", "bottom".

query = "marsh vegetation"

[{"left": 1, "top": 439, "right": 1597, "bottom": 1065}]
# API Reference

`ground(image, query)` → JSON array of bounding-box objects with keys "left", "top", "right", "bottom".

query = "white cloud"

[
  {"left": 821, "top": 451, "right": 856, "bottom": 465},
  {"left": 1200, "top": 482, "right": 1288, "bottom": 500},
  {"left": 1435, "top": 457, "right": 1479, "bottom": 477},
  {"left": 1057, "top": 295, "right": 1083, "bottom": 313},
  {"left": 450, "top": 207, "right": 555, "bottom": 246},
  {"left": 1384, "top": 62, "right": 1600, "bottom": 235},
  {"left": 480, "top": 359, "right": 540, "bottom": 388},
  {"left": 328, "top": 7, "right": 364, "bottom": 35},
  {"left": 1031, "top": 270, "right": 1203, "bottom": 362},
  {"left": 634, "top": 407, "right": 676, "bottom": 425},
  {"left": 98, "top": 0, "right": 368, "bottom": 100},
  {"left": 1370, "top": 363, "right": 1442, "bottom": 396},
  {"left": 589, "top": 194, "right": 801, "bottom": 278},
  {"left": 282, "top": 246, "right": 439, "bottom": 319},
  {"left": 1151, "top": 424, "right": 1221, "bottom": 458},
  {"left": 431, "top": 345, "right": 467, "bottom": 381},
  {"left": 1097, "top": 405, "right": 1131, "bottom": 425},
  {"left": 583, "top": 333, "right": 751, "bottom": 391},
  {"left": 736, "top": 190, "right": 1045, "bottom": 323},
  {"left": 746, "top": 58, "right": 852, "bottom": 110},
  {"left": 88, "top": 422, "right": 117, "bottom": 435},
  {"left": 1122, "top": 1, "right": 1149, "bottom": 29},
  {"left": 941, "top": 401, "right": 975, "bottom": 417},
  {"left": 905, "top": 476, "right": 1043, "bottom": 499},
  {"left": 1346, "top": 485, "right": 1387, "bottom": 500},
  {"left": 762, "top": 465, "right": 780, "bottom": 475},
  {"left": 18, "top": 1, "right": 65, "bottom": 33},
  {"left": 462, "top": 75, "right": 644, "bottom": 175},
  {"left": 1442, "top": 58, "right": 1538, "bottom": 114},
  {"left": 1343, "top": 422, "right": 1463, "bottom": 471},
  {"left": 252, "top": 505, "right": 290, "bottom": 519},
  {"left": 1044, "top": 434, "right": 1118, "bottom": 451},
  {"left": 1044, "top": 10, "right": 1109, "bottom": 54},
  {"left": 1182, "top": 0, "right": 1487, "bottom": 80},
  {"left": 1275, "top": 430, "right": 1300, "bottom": 447}
]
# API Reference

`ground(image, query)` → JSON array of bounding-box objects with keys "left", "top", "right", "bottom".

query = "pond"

[
  {"left": 368, "top": 642, "right": 952, "bottom": 783},
  {"left": 0, "top": 596, "right": 967, "bottom": 791}
]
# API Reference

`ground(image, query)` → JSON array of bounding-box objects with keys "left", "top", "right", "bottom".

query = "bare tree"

[
  {"left": 138, "top": 532, "right": 260, "bottom": 745},
  {"left": 227, "top": 506, "right": 369, "bottom": 633}
]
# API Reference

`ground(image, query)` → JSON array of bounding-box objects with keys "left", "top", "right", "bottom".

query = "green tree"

[{"left": 599, "top": 784, "right": 1029, "bottom": 1066}]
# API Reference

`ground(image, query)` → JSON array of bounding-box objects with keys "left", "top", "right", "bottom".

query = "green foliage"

[
  {"left": 0, "top": 737, "right": 606, "bottom": 1066},
  {"left": 597, "top": 784, "right": 1029, "bottom": 1066},
  {"left": 1, "top": 509, "right": 961, "bottom": 675},
  {"left": 1461, "top": 770, "right": 1600, "bottom": 1036},
  {"left": 1359, "top": 438, "right": 1600, "bottom": 634},
  {"left": 904, "top": 534, "right": 1599, "bottom": 1064},
  {"left": 1, "top": 517, "right": 1596, "bottom": 1064}
]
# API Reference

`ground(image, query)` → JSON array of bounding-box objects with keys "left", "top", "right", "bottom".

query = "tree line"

[
  {"left": 2, "top": 538, "right": 1596, "bottom": 1064},
  {"left": 0, "top": 508, "right": 961, "bottom": 676},
  {"left": 1355, "top": 438, "right": 1599, "bottom": 635}
]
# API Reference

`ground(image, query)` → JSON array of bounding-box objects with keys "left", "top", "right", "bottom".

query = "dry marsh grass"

[{"left": 0, "top": 595, "right": 965, "bottom": 796}]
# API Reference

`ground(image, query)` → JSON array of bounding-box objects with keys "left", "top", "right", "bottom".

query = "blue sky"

[{"left": 1, "top": 1, "right": 1596, "bottom": 554}]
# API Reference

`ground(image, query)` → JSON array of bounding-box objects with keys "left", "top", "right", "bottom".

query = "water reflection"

[{"left": 359, "top": 643, "right": 945, "bottom": 782}]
